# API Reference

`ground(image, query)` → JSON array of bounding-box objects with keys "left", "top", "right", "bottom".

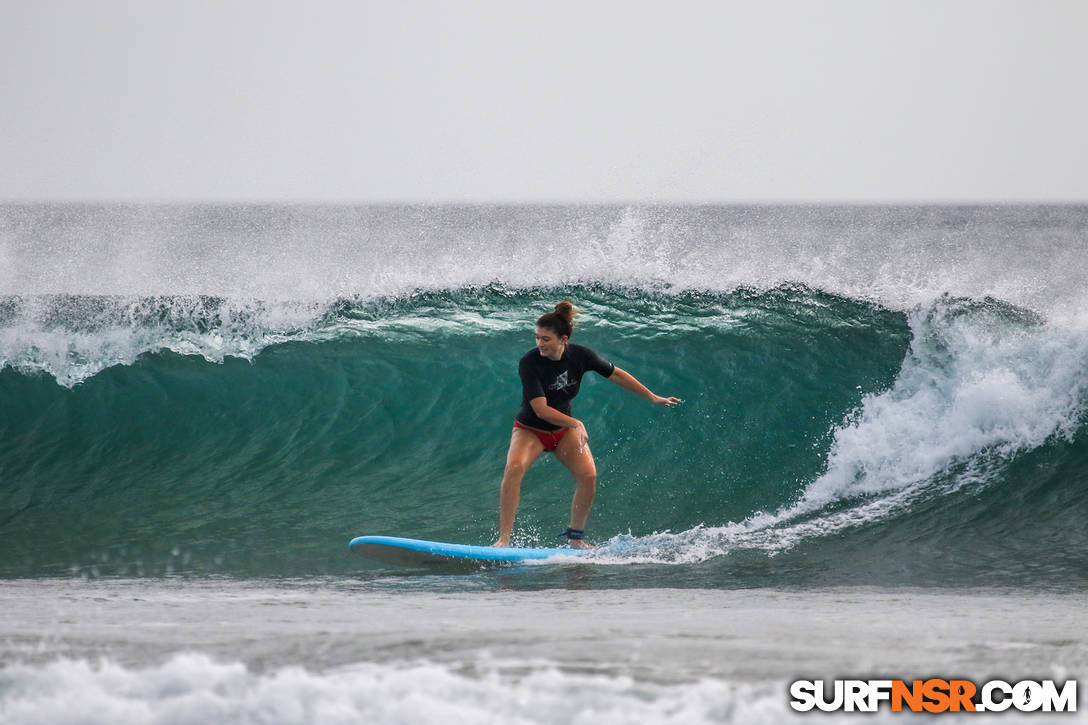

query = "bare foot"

[
  {"left": 568, "top": 539, "right": 596, "bottom": 550},
  {"left": 491, "top": 539, "right": 509, "bottom": 548}
]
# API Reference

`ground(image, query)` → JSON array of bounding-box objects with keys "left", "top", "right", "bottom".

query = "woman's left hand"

[{"left": 652, "top": 395, "right": 682, "bottom": 407}]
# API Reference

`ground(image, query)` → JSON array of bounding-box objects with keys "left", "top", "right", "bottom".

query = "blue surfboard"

[{"left": 349, "top": 535, "right": 590, "bottom": 567}]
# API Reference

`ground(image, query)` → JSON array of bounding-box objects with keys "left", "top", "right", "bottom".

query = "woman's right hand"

[{"left": 573, "top": 421, "right": 589, "bottom": 449}]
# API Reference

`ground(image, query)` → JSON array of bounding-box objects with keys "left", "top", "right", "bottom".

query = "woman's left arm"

[{"left": 608, "top": 366, "right": 682, "bottom": 407}]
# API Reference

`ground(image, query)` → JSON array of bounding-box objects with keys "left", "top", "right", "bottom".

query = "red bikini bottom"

[{"left": 513, "top": 420, "right": 570, "bottom": 452}]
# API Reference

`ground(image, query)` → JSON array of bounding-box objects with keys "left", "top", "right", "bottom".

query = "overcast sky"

[{"left": 2, "top": 0, "right": 1086, "bottom": 203}]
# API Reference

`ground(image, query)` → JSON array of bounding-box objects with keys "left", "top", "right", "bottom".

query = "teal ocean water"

[
  {"left": 3, "top": 285, "right": 1088, "bottom": 587},
  {"left": 1, "top": 205, "right": 1086, "bottom": 723},
  {"left": 3, "top": 205, "right": 1087, "bottom": 585}
]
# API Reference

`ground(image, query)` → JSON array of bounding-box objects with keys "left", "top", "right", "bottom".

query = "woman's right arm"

[{"left": 528, "top": 398, "right": 589, "bottom": 445}]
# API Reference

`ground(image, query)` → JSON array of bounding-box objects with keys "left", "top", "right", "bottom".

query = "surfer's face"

[{"left": 535, "top": 326, "right": 567, "bottom": 360}]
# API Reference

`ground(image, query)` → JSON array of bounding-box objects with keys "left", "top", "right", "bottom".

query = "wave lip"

[
  {"left": 804, "top": 297, "right": 1085, "bottom": 506},
  {"left": 0, "top": 293, "right": 343, "bottom": 387}
]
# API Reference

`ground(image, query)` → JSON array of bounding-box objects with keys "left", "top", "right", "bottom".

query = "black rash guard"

[{"left": 515, "top": 343, "right": 615, "bottom": 432}]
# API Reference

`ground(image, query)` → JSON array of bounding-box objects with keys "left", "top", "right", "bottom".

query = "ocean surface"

[{"left": 1, "top": 204, "right": 1086, "bottom": 722}]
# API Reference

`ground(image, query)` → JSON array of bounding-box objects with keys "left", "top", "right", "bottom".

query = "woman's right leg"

[{"left": 493, "top": 427, "right": 545, "bottom": 546}]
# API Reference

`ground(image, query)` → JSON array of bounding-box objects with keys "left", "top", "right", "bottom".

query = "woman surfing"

[{"left": 493, "top": 301, "right": 681, "bottom": 549}]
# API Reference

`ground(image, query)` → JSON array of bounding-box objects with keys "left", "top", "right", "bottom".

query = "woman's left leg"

[{"left": 553, "top": 431, "right": 597, "bottom": 549}]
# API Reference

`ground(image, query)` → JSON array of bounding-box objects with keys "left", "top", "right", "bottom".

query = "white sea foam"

[
  {"left": 6, "top": 652, "right": 1078, "bottom": 725},
  {"left": 798, "top": 298, "right": 1087, "bottom": 507},
  {"left": 0, "top": 654, "right": 796, "bottom": 725}
]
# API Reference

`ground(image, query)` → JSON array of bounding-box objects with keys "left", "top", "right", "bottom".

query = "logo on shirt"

[{"left": 548, "top": 371, "right": 575, "bottom": 392}]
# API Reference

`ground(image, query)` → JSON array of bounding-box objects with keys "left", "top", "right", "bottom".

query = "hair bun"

[
  {"left": 555, "top": 300, "right": 576, "bottom": 328},
  {"left": 536, "top": 300, "right": 577, "bottom": 338}
]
